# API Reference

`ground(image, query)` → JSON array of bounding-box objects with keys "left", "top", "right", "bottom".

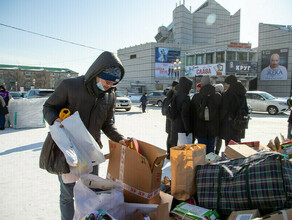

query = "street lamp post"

[{"left": 173, "top": 59, "right": 181, "bottom": 81}]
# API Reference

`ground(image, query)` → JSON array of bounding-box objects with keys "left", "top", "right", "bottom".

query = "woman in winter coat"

[
  {"left": 220, "top": 75, "right": 248, "bottom": 146},
  {"left": 42, "top": 51, "right": 127, "bottom": 220},
  {"left": 170, "top": 77, "right": 193, "bottom": 147}
]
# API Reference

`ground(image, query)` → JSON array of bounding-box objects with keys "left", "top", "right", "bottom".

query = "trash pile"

[{"left": 74, "top": 136, "right": 292, "bottom": 220}]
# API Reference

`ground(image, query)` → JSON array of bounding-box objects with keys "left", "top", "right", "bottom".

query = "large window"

[
  {"left": 186, "top": 55, "right": 195, "bottom": 65},
  {"left": 196, "top": 55, "right": 204, "bottom": 65},
  {"left": 216, "top": 51, "right": 225, "bottom": 63},
  {"left": 227, "top": 51, "right": 236, "bottom": 61},
  {"left": 238, "top": 52, "right": 247, "bottom": 61},
  {"left": 206, "top": 53, "right": 213, "bottom": 64}
]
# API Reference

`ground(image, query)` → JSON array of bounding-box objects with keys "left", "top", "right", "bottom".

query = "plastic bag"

[
  {"left": 73, "top": 174, "right": 124, "bottom": 220},
  {"left": 61, "top": 112, "right": 105, "bottom": 166},
  {"left": 177, "top": 133, "right": 193, "bottom": 145}
]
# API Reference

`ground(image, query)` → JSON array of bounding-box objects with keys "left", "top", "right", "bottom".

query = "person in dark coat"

[
  {"left": 170, "top": 77, "right": 192, "bottom": 147},
  {"left": 190, "top": 76, "right": 222, "bottom": 154},
  {"left": 162, "top": 80, "right": 179, "bottom": 158},
  {"left": 220, "top": 75, "right": 248, "bottom": 146},
  {"left": 214, "top": 83, "right": 224, "bottom": 155},
  {"left": 0, "top": 96, "right": 8, "bottom": 130},
  {"left": 0, "top": 85, "right": 10, "bottom": 106},
  {"left": 43, "top": 51, "right": 127, "bottom": 220},
  {"left": 140, "top": 92, "right": 148, "bottom": 113},
  {"left": 287, "top": 97, "right": 292, "bottom": 139}
]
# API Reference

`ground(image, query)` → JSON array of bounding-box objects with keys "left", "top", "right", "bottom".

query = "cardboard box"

[
  {"left": 261, "top": 209, "right": 292, "bottom": 220},
  {"left": 225, "top": 144, "right": 258, "bottom": 159},
  {"left": 228, "top": 209, "right": 261, "bottom": 220},
  {"left": 124, "top": 192, "right": 173, "bottom": 220},
  {"left": 107, "top": 140, "right": 167, "bottom": 204}
]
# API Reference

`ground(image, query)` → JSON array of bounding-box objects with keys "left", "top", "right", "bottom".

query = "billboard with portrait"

[
  {"left": 260, "top": 48, "right": 288, "bottom": 80},
  {"left": 155, "top": 47, "right": 180, "bottom": 79},
  {"left": 185, "top": 63, "right": 226, "bottom": 77}
]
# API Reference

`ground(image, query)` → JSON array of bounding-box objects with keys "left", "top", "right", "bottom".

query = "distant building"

[
  {"left": 117, "top": 0, "right": 292, "bottom": 97},
  {"left": 0, "top": 64, "right": 78, "bottom": 91}
]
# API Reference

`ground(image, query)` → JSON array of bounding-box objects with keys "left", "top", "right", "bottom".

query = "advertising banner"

[
  {"left": 226, "top": 61, "right": 257, "bottom": 74},
  {"left": 155, "top": 47, "right": 181, "bottom": 79},
  {"left": 185, "top": 63, "right": 226, "bottom": 77},
  {"left": 260, "top": 48, "right": 288, "bottom": 80}
]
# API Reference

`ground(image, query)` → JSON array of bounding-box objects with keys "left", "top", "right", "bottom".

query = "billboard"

[
  {"left": 260, "top": 48, "right": 288, "bottom": 80},
  {"left": 226, "top": 61, "right": 257, "bottom": 74},
  {"left": 155, "top": 47, "right": 180, "bottom": 79},
  {"left": 185, "top": 63, "right": 226, "bottom": 77}
]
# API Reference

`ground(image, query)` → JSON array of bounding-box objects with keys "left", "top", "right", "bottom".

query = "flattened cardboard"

[
  {"left": 228, "top": 209, "right": 261, "bottom": 220},
  {"left": 262, "top": 208, "right": 292, "bottom": 220},
  {"left": 225, "top": 144, "right": 258, "bottom": 159},
  {"left": 107, "top": 140, "right": 167, "bottom": 204}
]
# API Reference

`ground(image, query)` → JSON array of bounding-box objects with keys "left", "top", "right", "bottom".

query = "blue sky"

[{"left": 0, "top": 0, "right": 291, "bottom": 74}]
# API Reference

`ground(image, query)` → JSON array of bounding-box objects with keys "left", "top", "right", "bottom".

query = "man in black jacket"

[
  {"left": 190, "top": 75, "right": 222, "bottom": 154},
  {"left": 43, "top": 51, "right": 127, "bottom": 220},
  {"left": 220, "top": 75, "right": 248, "bottom": 146}
]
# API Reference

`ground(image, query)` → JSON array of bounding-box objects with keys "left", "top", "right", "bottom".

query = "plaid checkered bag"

[{"left": 195, "top": 151, "right": 292, "bottom": 215}]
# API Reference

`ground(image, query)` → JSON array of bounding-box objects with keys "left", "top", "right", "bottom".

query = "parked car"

[
  {"left": 147, "top": 91, "right": 166, "bottom": 107},
  {"left": 246, "top": 91, "right": 288, "bottom": 115},
  {"left": 115, "top": 91, "right": 132, "bottom": 111},
  {"left": 10, "top": 92, "right": 24, "bottom": 99},
  {"left": 24, "top": 89, "right": 55, "bottom": 98}
]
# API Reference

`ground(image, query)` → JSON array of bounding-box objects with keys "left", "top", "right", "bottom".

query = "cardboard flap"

[{"left": 138, "top": 140, "right": 167, "bottom": 170}]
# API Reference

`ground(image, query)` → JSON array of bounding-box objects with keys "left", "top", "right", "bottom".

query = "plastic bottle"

[{"left": 204, "top": 106, "right": 209, "bottom": 121}]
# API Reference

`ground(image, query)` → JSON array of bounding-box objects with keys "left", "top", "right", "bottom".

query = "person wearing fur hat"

[
  {"left": 43, "top": 51, "right": 128, "bottom": 220},
  {"left": 220, "top": 75, "right": 248, "bottom": 146},
  {"left": 190, "top": 75, "right": 222, "bottom": 154}
]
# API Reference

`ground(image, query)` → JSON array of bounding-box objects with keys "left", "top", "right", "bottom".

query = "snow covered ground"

[{"left": 0, "top": 103, "right": 290, "bottom": 219}]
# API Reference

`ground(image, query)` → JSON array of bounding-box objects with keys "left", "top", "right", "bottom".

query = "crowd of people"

[{"left": 162, "top": 75, "right": 249, "bottom": 156}]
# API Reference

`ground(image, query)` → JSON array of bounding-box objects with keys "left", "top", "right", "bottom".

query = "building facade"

[
  {"left": 117, "top": 0, "right": 292, "bottom": 97},
  {"left": 0, "top": 64, "right": 78, "bottom": 91}
]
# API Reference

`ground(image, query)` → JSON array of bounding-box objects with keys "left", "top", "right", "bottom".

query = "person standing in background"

[
  {"left": 220, "top": 75, "right": 248, "bottom": 146},
  {"left": 214, "top": 83, "right": 224, "bottom": 155},
  {"left": 287, "top": 97, "right": 292, "bottom": 139},
  {"left": 0, "top": 95, "right": 8, "bottom": 130},
  {"left": 162, "top": 80, "right": 179, "bottom": 158},
  {"left": 140, "top": 92, "right": 148, "bottom": 113},
  {"left": 170, "top": 77, "right": 192, "bottom": 147},
  {"left": 190, "top": 76, "right": 222, "bottom": 154},
  {"left": 0, "top": 85, "right": 10, "bottom": 106}
]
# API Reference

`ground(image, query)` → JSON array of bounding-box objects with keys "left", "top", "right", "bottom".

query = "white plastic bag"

[
  {"left": 177, "top": 133, "right": 193, "bottom": 145},
  {"left": 73, "top": 174, "right": 124, "bottom": 220},
  {"left": 61, "top": 112, "right": 105, "bottom": 166}
]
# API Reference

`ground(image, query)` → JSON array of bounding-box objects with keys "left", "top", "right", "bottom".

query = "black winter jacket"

[
  {"left": 220, "top": 81, "right": 247, "bottom": 141},
  {"left": 43, "top": 51, "right": 125, "bottom": 147},
  {"left": 190, "top": 84, "right": 222, "bottom": 139},
  {"left": 171, "top": 77, "right": 192, "bottom": 134}
]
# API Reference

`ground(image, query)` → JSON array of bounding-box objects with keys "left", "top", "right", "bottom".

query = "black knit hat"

[
  {"left": 172, "top": 80, "right": 179, "bottom": 87},
  {"left": 224, "top": 75, "right": 237, "bottom": 85}
]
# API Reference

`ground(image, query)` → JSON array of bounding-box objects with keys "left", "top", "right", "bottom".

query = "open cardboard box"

[
  {"left": 107, "top": 140, "right": 167, "bottom": 204},
  {"left": 124, "top": 191, "right": 173, "bottom": 220}
]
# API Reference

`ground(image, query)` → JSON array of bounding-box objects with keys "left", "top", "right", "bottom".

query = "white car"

[
  {"left": 246, "top": 91, "right": 288, "bottom": 115},
  {"left": 115, "top": 91, "right": 132, "bottom": 111}
]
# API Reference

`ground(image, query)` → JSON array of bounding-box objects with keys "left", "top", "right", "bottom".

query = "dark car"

[
  {"left": 24, "top": 89, "right": 54, "bottom": 98},
  {"left": 147, "top": 91, "right": 166, "bottom": 107}
]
